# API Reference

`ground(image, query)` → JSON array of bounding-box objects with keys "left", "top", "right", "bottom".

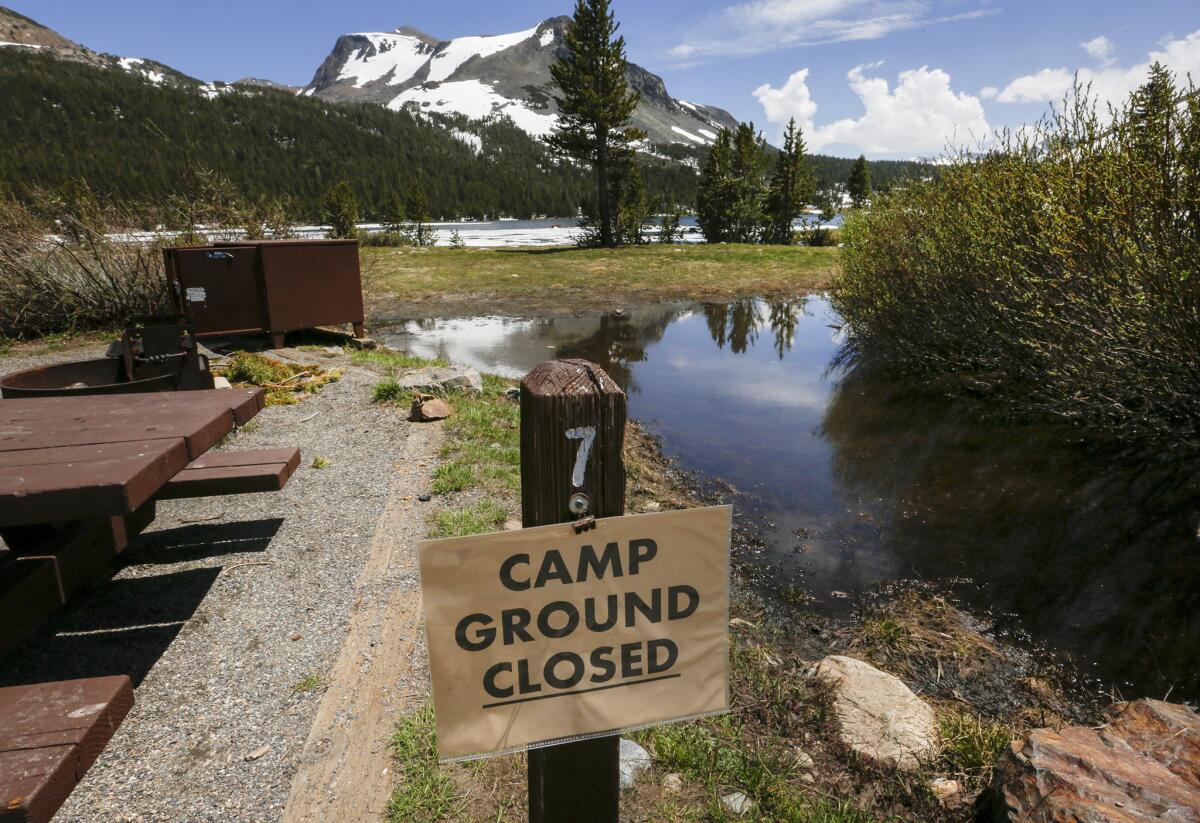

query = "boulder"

[
  {"left": 811, "top": 655, "right": 938, "bottom": 771},
  {"left": 409, "top": 396, "right": 451, "bottom": 422},
  {"left": 989, "top": 698, "right": 1200, "bottom": 822},
  {"left": 398, "top": 366, "right": 483, "bottom": 394},
  {"left": 618, "top": 738, "right": 651, "bottom": 790}
]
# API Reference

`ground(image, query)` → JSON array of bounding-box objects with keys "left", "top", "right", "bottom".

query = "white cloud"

[
  {"left": 980, "top": 86, "right": 999, "bottom": 99},
  {"left": 754, "top": 63, "right": 990, "bottom": 155},
  {"left": 995, "top": 29, "right": 1200, "bottom": 107},
  {"left": 669, "top": 0, "right": 996, "bottom": 61},
  {"left": 752, "top": 69, "right": 818, "bottom": 136},
  {"left": 1081, "top": 35, "right": 1114, "bottom": 64}
]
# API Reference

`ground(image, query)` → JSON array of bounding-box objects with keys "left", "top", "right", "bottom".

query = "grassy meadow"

[{"left": 362, "top": 243, "right": 840, "bottom": 316}]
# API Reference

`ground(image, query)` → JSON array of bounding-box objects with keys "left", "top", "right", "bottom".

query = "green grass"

[
  {"left": 363, "top": 244, "right": 839, "bottom": 312},
  {"left": 436, "top": 374, "right": 521, "bottom": 496},
  {"left": 387, "top": 704, "right": 459, "bottom": 821},
  {"left": 372, "top": 376, "right": 406, "bottom": 404},
  {"left": 634, "top": 635, "right": 882, "bottom": 823},
  {"left": 290, "top": 674, "right": 322, "bottom": 695},
  {"left": 937, "top": 710, "right": 1014, "bottom": 777},
  {"left": 431, "top": 461, "right": 475, "bottom": 494},
  {"left": 858, "top": 617, "right": 911, "bottom": 651},
  {"left": 431, "top": 500, "right": 508, "bottom": 538},
  {"left": 351, "top": 348, "right": 448, "bottom": 370}
]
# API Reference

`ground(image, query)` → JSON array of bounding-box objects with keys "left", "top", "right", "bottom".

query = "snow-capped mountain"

[{"left": 303, "top": 17, "right": 738, "bottom": 147}]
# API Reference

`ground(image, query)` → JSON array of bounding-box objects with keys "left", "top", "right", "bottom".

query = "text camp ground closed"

[{"left": 419, "top": 505, "right": 731, "bottom": 761}]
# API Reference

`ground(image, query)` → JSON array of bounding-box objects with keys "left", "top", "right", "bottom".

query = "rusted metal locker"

[
  {"left": 165, "top": 239, "right": 365, "bottom": 347},
  {"left": 164, "top": 245, "right": 266, "bottom": 335}
]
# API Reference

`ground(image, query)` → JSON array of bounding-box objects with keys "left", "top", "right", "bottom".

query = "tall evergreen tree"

[
  {"left": 324, "top": 181, "right": 359, "bottom": 239},
  {"left": 847, "top": 155, "right": 872, "bottom": 207},
  {"left": 548, "top": 0, "right": 645, "bottom": 247},
  {"left": 728, "top": 122, "right": 769, "bottom": 243},
  {"left": 763, "top": 118, "right": 813, "bottom": 245},
  {"left": 697, "top": 129, "right": 734, "bottom": 243}
]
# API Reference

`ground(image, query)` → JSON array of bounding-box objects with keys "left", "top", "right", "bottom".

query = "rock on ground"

[
  {"left": 619, "top": 738, "right": 651, "bottom": 790},
  {"left": 721, "top": 791, "right": 754, "bottom": 815},
  {"left": 989, "top": 698, "right": 1200, "bottom": 822},
  {"left": 409, "top": 395, "right": 451, "bottom": 422},
  {"left": 398, "top": 365, "right": 482, "bottom": 394},
  {"left": 811, "top": 655, "right": 939, "bottom": 771}
]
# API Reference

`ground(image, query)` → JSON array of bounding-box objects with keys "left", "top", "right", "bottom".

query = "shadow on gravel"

[
  {"left": 0, "top": 566, "right": 222, "bottom": 688},
  {"left": 120, "top": 518, "right": 283, "bottom": 565}
]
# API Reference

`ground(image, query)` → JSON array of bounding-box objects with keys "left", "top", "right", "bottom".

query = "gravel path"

[{"left": 0, "top": 346, "right": 431, "bottom": 822}]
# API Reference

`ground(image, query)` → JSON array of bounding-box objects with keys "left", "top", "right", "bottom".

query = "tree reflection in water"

[
  {"left": 702, "top": 298, "right": 807, "bottom": 358},
  {"left": 821, "top": 361, "right": 1200, "bottom": 699}
]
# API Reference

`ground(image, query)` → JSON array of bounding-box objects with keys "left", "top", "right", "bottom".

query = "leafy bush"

[{"left": 835, "top": 64, "right": 1200, "bottom": 452}]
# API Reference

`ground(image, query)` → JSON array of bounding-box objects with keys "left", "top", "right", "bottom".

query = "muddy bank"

[{"left": 622, "top": 431, "right": 1102, "bottom": 821}]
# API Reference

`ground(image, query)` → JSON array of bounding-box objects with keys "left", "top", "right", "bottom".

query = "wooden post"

[{"left": 521, "top": 358, "right": 626, "bottom": 823}]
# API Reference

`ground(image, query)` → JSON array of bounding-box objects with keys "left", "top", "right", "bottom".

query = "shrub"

[
  {"left": 835, "top": 65, "right": 1200, "bottom": 452},
  {"left": 0, "top": 190, "right": 169, "bottom": 338}
]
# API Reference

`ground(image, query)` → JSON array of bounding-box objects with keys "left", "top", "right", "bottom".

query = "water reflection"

[{"left": 377, "top": 297, "right": 1198, "bottom": 699}]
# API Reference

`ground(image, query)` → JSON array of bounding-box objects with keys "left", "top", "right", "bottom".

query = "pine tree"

[
  {"left": 728, "top": 122, "right": 769, "bottom": 243},
  {"left": 763, "top": 118, "right": 813, "bottom": 245},
  {"left": 697, "top": 129, "right": 734, "bottom": 242},
  {"left": 548, "top": 0, "right": 645, "bottom": 248},
  {"left": 405, "top": 182, "right": 434, "bottom": 246},
  {"left": 847, "top": 155, "right": 872, "bottom": 207},
  {"left": 324, "top": 181, "right": 359, "bottom": 239},
  {"left": 613, "top": 163, "right": 650, "bottom": 245}
]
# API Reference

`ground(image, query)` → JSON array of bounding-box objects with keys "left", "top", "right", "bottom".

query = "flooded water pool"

[{"left": 378, "top": 297, "right": 1200, "bottom": 699}]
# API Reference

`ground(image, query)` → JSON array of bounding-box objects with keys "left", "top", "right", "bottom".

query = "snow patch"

[
  {"left": 117, "top": 57, "right": 165, "bottom": 86},
  {"left": 677, "top": 99, "right": 697, "bottom": 111},
  {"left": 698, "top": 128, "right": 718, "bottom": 140},
  {"left": 451, "top": 129, "right": 482, "bottom": 152},
  {"left": 338, "top": 33, "right": 432, "bottom": 88},
  {"left": 671, "top": 125, "right": 709, "bottom": 145},
  {"left": 0, "top": 40, "right": 41, "bottom": 49},
  {"left": 426, "top": 25, "right": 538, "bottom": 82},
  {"left": 539, "top": 28, "right": 555, "bottom": 47},
  {"left": 199, "top": 83, "right": 233, "bottom": 99},
  {"left": 389, "top": 79, "right": 558, "bottom": 138}
]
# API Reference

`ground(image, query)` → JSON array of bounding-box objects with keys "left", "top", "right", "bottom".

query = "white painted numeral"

[{"left": 565, "top": 426, "right": 596, "bottom": 488}]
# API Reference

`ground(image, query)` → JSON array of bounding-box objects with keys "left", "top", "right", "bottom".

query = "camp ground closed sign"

[{"left": 418, "top": 505, "right": 731, "bottom": 761}]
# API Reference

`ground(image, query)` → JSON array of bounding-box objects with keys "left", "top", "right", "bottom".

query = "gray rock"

[
  {"left": 793, "top": 749, "right": 815, "bottom": 769},
  {"left": 619, "top": 738, "right": 651, "bottom": 790},
  {"left": 811, "top": 655, "right": 939, "bottom": 771},
  {"left": 720, "top": 791, "right": 753, "bottom": 815},
  {"left": 398, "top": 366, "right": 482, "bottom": 394},
  {"left": 662, "top": 772, "right": 683, "bottom": 793},
  {"left": 504, "top": 386, "right": 521, "bottom": 401}
]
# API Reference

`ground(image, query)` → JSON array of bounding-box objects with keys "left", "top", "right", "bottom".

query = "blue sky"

[{"left": 15, "top": 1, "right": 1200, "bottom": 158}]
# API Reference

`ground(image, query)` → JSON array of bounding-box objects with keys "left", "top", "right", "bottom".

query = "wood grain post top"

[{"left": 521, "top": 359, "right": 622, "bottom": 398}]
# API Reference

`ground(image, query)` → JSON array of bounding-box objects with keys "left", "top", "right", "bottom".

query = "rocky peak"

[
  {"left": 0, "top": 4, "right": 102, "bottom": 65},
  {"left": 301, "top": 15, "right": 739, "bottom": 148}
]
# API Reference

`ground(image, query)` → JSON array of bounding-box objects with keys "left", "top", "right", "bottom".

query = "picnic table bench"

[
  {"left": 0, "top": 389, "right": 302, "bottom": 820},
  {"left": 0, "top": 389, "right": 301, "bottom": 653},
  {"left": 0, "top": 676, "right": 134, "bottom": 823}
]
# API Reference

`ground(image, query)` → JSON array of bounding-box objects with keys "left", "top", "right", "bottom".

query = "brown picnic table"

[{"left": 0, "top": 388, "right": 301, "bottom": 823}]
